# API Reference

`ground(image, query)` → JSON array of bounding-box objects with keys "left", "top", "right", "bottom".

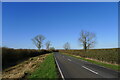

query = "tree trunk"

[{"left": 84, "top": 37, "right": 87, "bottom": 52}]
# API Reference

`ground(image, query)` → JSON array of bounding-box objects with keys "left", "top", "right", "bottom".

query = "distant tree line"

[{"left": 32, "top": 30, "right": 96, "bottom": 51}]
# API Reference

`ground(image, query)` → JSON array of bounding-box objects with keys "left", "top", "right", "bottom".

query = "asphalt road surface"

[{"left": 54, "top": 52, "right": 119, "bottom": 79}]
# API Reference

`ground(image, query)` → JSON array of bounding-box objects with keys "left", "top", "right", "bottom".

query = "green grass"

[
  {"left": 63, "top": 53, "right": 120, "bottom": 72},
  {"left": 28, "top": 53, "right": 58, "bottom": 79}
]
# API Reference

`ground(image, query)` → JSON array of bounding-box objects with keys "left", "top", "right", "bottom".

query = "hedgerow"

[
  {"left": 59, "top": 48, "right": 119, "bottom": 64},
  {"left": 2, "top": 47, "right": 52, "bottom": 69}
]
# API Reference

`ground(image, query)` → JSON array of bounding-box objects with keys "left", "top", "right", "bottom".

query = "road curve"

[{"left": 54, "top": 52, "right": 119, "bottom": 79}]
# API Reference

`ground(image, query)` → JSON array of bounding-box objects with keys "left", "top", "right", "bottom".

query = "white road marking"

[
  {"left": 68, "top": 59, "right": 71, "bottom": 61},
  {"left": 54, "top": 57, "right": 65, "bottom": 80},
  {"left": 82, "top": 66, "right": 98, "bottom": 74}
]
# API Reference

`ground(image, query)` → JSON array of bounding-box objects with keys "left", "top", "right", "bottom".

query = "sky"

[
  {"left": 0, "top": 2, "right": 1, "bottom": 47},
  {"left": 2, "top": 0, "right": 120, "bottom": 2},
  {"left": 2, "top": 2, "right": 118, "bottom": 49}
]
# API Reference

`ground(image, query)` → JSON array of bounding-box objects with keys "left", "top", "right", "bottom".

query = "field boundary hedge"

[
  {"left": 2, "top": 47, "right": 52, "bottom": 69},
  {"left": 59, "top": 48, "right": 119, "bottom": 64}
]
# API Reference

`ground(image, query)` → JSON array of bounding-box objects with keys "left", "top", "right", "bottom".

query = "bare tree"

[
  {"left": 45, "top": 41, "right": 51, "bottom": 50},
  {"left": 79, "top": 30, "right": 96, "bottom": 51},
  {"left": 63, "top": 42, "right": 70, "bottom": 50},
  {"left": 49, "top": 47, "right": 55, "bottom": 50},
  {"left": 32, "top": 34, "right": 45, "bottom": 50}
]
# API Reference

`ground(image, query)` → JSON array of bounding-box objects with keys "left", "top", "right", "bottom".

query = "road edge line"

[{"left": 54, "top": 55, "right": 65, "bottom": 80}]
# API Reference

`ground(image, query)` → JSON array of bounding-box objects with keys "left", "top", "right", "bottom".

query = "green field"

[
  {"left": 28, "top": 53, "right": 58, "bottom": 79},
  {"left": 63, "top": 53, "right": 120, "bottom": 71}
]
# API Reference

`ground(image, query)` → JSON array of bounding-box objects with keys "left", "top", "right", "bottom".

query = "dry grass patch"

[{"left": 2, "top": 54, "right": 49, "bottom": 79}]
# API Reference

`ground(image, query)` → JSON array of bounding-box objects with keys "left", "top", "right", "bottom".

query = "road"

[{"left": 54, "top": 52, "right": 119, "bottom": 79}]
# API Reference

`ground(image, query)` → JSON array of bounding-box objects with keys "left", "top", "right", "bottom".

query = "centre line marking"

[
  {"left": 68, "top": 59, "right": 71, "bottom": 61},
  {"left": 82, "top": 66, "right": 98, "bottom": 74}
]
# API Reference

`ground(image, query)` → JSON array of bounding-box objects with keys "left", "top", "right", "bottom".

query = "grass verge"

[
  {"left": 63, "top": 53, "right": 120, "bottom": 72},
  {"left": 27, "top": 53, "right": 58, "bottom": 79}
]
